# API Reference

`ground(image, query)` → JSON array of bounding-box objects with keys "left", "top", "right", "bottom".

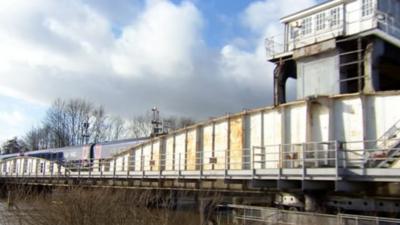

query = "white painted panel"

[
  {"left": 263, "top": 109, "right": 282, "bottom": 168},
  {"left": 165, "top": 137, "right": 174, "bottom": 170},
  {"left": 152, "top": 141, "right": 160, "bottom": 171},
  {"left": 288, "top": 104, "right": 307, "bottom": 143},
  {"left": 310, "top": 102, "right": 330, "bottom": 142},
  {"left": 142, "top": 144, "right": 152, "bottom": 171},
  {"left": 214, "top": 121, "right": 228, "bottom": 170},
  {"left": 186, "top": 129, "right": 197, "bottom": 171},
  {"left": 174, "top": 133, "right": 186, "bottom": 170},
  {"left": 250, "top": 113, "right": 263, "bottom": 169},
  {"left": 297, "top": 52, "right": 339, "bottom": 99},
  {"left": 283, "top": 105, "right": 307, "bottom": 168},
  {"left": 250, "top": 113, "right": 262, "bottom": 147},
  {"left": 334, "top": 97, "right": 364, "bottom": 166},
  {"left": 203, "top": 125, "right": 213, "bottom": 170},
  {"left": 335, "top": 97, "right": 364, "bottom": 142},
  {"left": 134, "top": 148, "right": 142, "bottom": 171},
  {"left": 374, "top": 95, "right": 400, "bottom": 139}
]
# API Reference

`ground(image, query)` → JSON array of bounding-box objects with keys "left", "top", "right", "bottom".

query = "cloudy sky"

[{"left": 0, "top": 0, "right": 320, "bottom": 142}]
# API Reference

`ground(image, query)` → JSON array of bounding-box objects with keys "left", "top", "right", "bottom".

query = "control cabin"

[{"left": 266, "top": 0, "right": 400, "bottom": 104}]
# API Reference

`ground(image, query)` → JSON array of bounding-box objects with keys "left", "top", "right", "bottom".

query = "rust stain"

[
  {"left": 203, "top": 126, "right": 213, "bottom": 170},
  {"left": 230, "top": 117, "right": 243, "bottom": 170},
  {"left": 152, "top": 141, "right": 160, "bottom": 171},
  {"left": 214, "top": 122, "right": 227, "bottom": 170},
  {"left": 165, "top": 137, "right": 174, "bottom": 170},
  {"left": 186, "top": 130, "right": 197, "bottom": 171}
]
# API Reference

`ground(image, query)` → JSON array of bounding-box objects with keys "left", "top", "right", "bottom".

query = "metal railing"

[
  {"left": 223, "top": 204, "right": 400, "bottom": 225},
  {"left": 1, "top": 138, "right": 400, "bottom": 180},
  {"left": 265, "top": 7, "right": 400, "bottom": 59}
]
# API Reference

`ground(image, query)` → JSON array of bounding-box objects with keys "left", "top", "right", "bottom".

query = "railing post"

[
  {"left": 141, "top": 156, "right": 144, "bottom": 179},
  {"left": 200, "top": 150, "right": 203, "bottom": 178},
  {"left": 178, "top": 153, "right": 181, "bottom": 178},
  {"left": 342, "top": 142, "right": 347, "bottom": 169},
  {"left": 78, "top": 161, "right": 81, "bottom": 179},
  {"left": 127, "top": 158, "right": 130, "bottom": 179},
  {"left": 278, "top": 144, "right": 282, "bottom": 180},
  {"left": 251, "top": 147, "right": 255, "bottom": 179},
  {"left": 335, "top": 140, "right": 340, "bottom": 180},
  {"left": 88, "top": 161, "right": 92, "bottom": 178},
  {"left": 113, "top": 158, "right": 116, "bottom": 179},
  {"left": 224, "top": 149, "right": 228, "bottom": 179},
  {"left": 302, "top": 143, "right": 306, "bottom": 180}
]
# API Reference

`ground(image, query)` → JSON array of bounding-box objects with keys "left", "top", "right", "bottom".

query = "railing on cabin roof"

[{"left": 265, "top": 6, "right": 400, "bottom": 59}]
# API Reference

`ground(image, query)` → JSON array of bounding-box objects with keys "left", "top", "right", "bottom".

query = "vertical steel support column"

[
  {"left": 141, "top": 145, "right": 144, "bottom": 178},
  {"left": 151, "top": 140, "right": 154, "bottom": 171},
  {"left": 185, "top": 130, "right": 188, "bottom": 171},
  {"left": 302, "top": 143, "right": 306, "bottom": 180},
  {"left": 335, "top": 140, "right": 339, "bottom": 180},
  {"left": 173, "top": 134, "right": 176, "bottom": 171},
  {"left": 251, "top": 146, "right": 254, "bottom": 179},
  {"left": 261, "top": 111, "right": 265, "bottom": 169},
  {"left": 112, "top": 158, "right": 116, "bottom": 179},
  {"left": 279, "top": 144, "right": 283, "bottom": 180},
  {"left": 226, "top": 116, "right": 231, "bottom": 174},
  {"left": 211, "top": 121, "right": 216, "bottom": 171},
  {"left": 178, "top": 153, "right": 181, "bottom": 178},
  {"left": 100, "top": 159, "right": 103, "bottom": 178},
  {"left": 78, "top": 161, "right": 81, "bottom": 179},
  {"left": 127, "top": 155, "right": 130, "bottom": 179}
]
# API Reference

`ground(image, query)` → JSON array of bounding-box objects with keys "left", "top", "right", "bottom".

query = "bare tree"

[
  {"left": 164, "top": 116, "right": 196, "bottom": 131},
  {"left": 22, "top": 98, "right": 197, "bottom": 151},
  {"left": 127, "top": 115, "right": 153, "bottom": 138},
  {"left": 107, "top": 116, "right": 126, "bottom": 140},
  {"left": 66, "top": 99, "right": 92, "bottom": 145},
  {"left": 24, "top": 98, "right": 101, "bottom": 150},
  {"left": 1, "top": 137, "right": 27, "bottom": 154},
  {"left": 44, "top": 98, "right": 70, "bottom": 148},
  {"left": 90, "top": 106, "right": 109, "bottom": 143}
]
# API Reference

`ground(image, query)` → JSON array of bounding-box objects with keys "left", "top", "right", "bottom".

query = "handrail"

[
  {"left": 1, "top": 138, "right": 400, "bottom": 179},
  {"left": 265, "top": 7, "right": 400, "bottom": 58}
]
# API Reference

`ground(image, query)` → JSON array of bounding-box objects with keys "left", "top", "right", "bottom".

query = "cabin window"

[
  {"left": 330, "top": 7, "right": 341, "bottom": 27},
  {"left": 362, "top": 0, "right": 373, "bottom": 17},
  {"left": 290, "top": 26, "right": 297, "bottom": 39},
  {"left": 302, "top": 17, "right": 312, "bottom": 35},
  {"left": 315, "top": 12, "right": 326, "bottom": 31}
]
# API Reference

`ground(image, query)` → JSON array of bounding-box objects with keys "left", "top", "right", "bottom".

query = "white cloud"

[
  {"left": 0, "top": 110, "right": 30, "bottom": 143},
  {"left": 242, "top": 0, "right": 317, "bottom": 34},
  {"left": 0, "top": 0, "right": 319, "bottom": 140},
  {"left": 218, "top": 0, "right": 318, "bottom": 100},
  {"left": 0, "top": 111, "right": 27, "bottom": 127},
  {"left": 111, "top": 1, "right": 203, "bottom": 78}
]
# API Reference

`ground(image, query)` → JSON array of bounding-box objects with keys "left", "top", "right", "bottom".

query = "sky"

[{"left": 0, "top": 0, "right": 321, "bottom": 143}]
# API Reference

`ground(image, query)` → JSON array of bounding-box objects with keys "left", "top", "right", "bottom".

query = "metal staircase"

[{"left": 371, "top": 120, "right": 400, "bottom": 168}]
